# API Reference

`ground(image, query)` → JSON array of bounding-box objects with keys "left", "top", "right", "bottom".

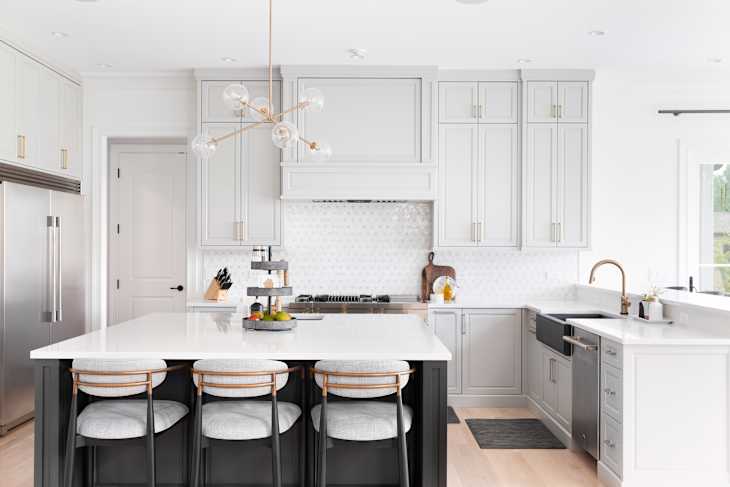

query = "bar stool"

[
  {"left": 311, "top": 360, "right": 415, "bottom": 487},
  {"left": 63, "top": 358, "right": 189, "bottom": 487},
  {"left": 190, "top": 359, "right": 304, "bottom": 487}
]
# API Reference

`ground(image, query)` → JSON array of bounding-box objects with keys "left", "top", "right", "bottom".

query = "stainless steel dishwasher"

[{"left": 563, "top": 328, "right": 600, "bottom": 459}]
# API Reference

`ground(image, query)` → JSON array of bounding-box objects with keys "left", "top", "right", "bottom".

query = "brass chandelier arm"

[
  {"left": 270, "top": 101, "right": 310, "bottom": 121},
  {"left": 210, "top": 119, "right": 273, "bottom": 144}
]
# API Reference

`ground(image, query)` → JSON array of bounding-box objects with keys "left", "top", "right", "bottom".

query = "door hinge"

[{"left": 116, "top": 279, "right": 120, "bottom": 290}]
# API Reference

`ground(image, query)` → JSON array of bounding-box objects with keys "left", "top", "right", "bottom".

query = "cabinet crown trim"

[
  {"left": 280, "top": 64, "right": 439, "bottom": 79},
  {"left": 520, "top": 69, "right": 595, "bottom": 81}
]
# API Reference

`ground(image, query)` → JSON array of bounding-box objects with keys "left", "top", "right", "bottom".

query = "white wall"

[
  {"left": 582, "top": 69, "right": 730, "bottom": 293},
  {"left": 83, "top": 73, "right": 196, "bottom": 329}
]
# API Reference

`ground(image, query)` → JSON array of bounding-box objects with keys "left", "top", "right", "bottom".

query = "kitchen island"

[{"left": 31, "top": 313, "right": 451, "bottom": 487}]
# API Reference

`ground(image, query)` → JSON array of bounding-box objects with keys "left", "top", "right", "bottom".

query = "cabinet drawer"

[
  {"left": 601, "top": 338, "right": 622, "bottom": 369},
  {"left": 600, "top": 411, "right": 622, "bottom": 478},
  {"left": 601, "top": 363, "right": 622, "bottom": 422}
]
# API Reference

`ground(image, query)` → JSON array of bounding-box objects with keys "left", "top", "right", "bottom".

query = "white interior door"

[{"left": 110, "top": 144, "right": 187, "bottom": 324}]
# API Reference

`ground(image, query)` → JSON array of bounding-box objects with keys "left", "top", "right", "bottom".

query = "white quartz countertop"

[
  {"left": 566, "top": 317, "right": 730, "bottom": 346},
  {"left": 30, "top": 313, "right": 452, "bottom": 361}
]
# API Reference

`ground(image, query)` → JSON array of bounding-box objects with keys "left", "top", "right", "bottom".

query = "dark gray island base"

[{"left": 34, "top": 359, "right": 447, "bottom": 487}]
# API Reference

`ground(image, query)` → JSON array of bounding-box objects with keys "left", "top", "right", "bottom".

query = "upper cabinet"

[
  {"left": 524, "top": 78, "right": 590, "bottom": 248},
  {"left": 437, "top": 79, "right": 519, "bottom": 248},
  {"left": 201, "top": 80, "right": 281, "bottom": 123},
  {"left": 297, "top": 78, "right": 422, "bottom": 164},
  {"left": 439, "top": 82, "right": 518, "bottom": 124},
  {"left": 0, "top": 42, "right": 83, "bottom": 180},
  {"left": 527, "top": 81, "right": 588, "bottom": 123}
]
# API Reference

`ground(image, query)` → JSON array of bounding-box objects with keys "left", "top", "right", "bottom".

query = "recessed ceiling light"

[
  {"left": 708, "top": 57, "right": 724, "bottom": 64},
  {"left": 51, "top": 31, "right": 69, "bottom": 38},
  {"left": 220, "top": 57, "right": 237, "bottom": 63},
  {"left": 348, "top": 48, "right": 367, "bottom": 60},
  {"left": 517, "top": 58, "right": 532, "bottom": 64},
  {"left": 456, "top": 0, "right": 489, "bottom": 4},
  {"left": 588, "top": 30, "right": 606, "bottom": 37},
  {"left": 96, "top": 63, "right": 113, "bottom": 69}
]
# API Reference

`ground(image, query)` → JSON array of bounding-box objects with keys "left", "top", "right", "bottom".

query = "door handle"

[
  {"left": 170, "top": 285, "right": 184, "bottom": 292},
  {"left": 45, "top": 216, "right": 55, "bottom": 323},
  {"left": 61, "top": 148, "right": 69, "bottom": 169},
  {"left": 17, "top": 135, "right": 26, "bottom": 159},
  {"left": 56, "top": 216, "right": 62, "bottom": 322},
  {"left": 563, "top": 335, "right": 598, "bottom": 352}
]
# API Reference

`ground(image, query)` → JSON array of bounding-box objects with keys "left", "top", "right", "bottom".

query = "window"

[{"left": 699, "top": 163, "right": 730, "bottom": 294}]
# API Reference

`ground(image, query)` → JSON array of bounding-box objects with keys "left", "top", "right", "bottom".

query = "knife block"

[{"left": 204, "top": 279, "right": 228, "bottom": 302}]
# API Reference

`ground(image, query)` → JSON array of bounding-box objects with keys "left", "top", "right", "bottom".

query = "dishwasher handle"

[{"left": 562, "top": 335, "right": 598, "bottom": 352}]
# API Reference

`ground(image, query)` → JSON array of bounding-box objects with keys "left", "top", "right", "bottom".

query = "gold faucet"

[{"left": 588, "top": 259, "right": 630, "bottom": 315}]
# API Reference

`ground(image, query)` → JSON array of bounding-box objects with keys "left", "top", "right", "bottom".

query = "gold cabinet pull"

[
  {"left": 17, "top": 135, "right": 26, "bottom": 159},
  {"left": 61, "top": 149, "right": 69, "bottom": 169}
]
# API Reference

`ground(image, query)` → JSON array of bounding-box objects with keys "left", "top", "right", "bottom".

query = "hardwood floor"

[{"left": 0, "top": 408, "right": 602, "bottom": 487}]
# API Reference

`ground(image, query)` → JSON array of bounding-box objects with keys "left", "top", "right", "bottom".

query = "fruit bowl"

[{"left": 242, "top": 317, "right": 297, "bottom": 331}]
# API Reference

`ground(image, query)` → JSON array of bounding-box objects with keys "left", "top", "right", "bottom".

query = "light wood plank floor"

[{"left": 1, "top": 408, "right": 602, "bottom": 487}]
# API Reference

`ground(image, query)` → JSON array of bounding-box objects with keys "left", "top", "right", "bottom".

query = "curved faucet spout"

[{"left": 588, "top": 259, "right": 630, "bottom": 315}]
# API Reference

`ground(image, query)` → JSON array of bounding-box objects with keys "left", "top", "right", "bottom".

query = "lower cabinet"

[
  {"left": 600, "top": 338, "right": 623, "bottom": 479},
  {"left": 541, "top": 348, "right": 572, "bottom": 432},
  {"left": 526, "top": 317, "right": 542, "bottom": 402},
  {"left": 430, "top": 308, "right": 522, "bottom": 397}
]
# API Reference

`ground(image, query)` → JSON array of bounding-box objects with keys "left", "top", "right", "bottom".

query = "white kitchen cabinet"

[
  {"left": 15, "top": 54, "right": 41, "bottom": 166},
  {"left": 36, "top": 66, "right": 61, "bottom": 174},
  {"left": 462, "top": 309, "right": 522, "bottom": 395},
  {"left": 0, "top": 43, "right": 16, "bottom": 163},
  {"left": 297, "top": 78, "right": 422, "bottom": 163},
  {"left": 557, "top": 82, "right": 589, "bottom": 123},
  {"left": 60, "top": 80, "right": 82, "bottom": 179},
  {"left": 438, "top": 124, "right": 519, "bottom": 247},
  {"left": 479, "top": 82, "right": 518, "bottom": 124},
  {"left": 525, "top": 122, "right": 588, "bottom": 248},
  {"left": 438, "top": 124, "right": 479, "bottom": 247},
  {"left": 199, "top": 122, "right": 281, "bottom": 247},
  {"left": 526, "top": 320, "right": 542, "bottom": 403},
  {"left": 438, "top": 82, "right": 478, "bottom": 123},
  {"left": 201, "top": 80, "right": 281, "bottom": 123},
  {"left": 556, "top": 124, "right": 588, "bottom": 247},
  {"left": 478, "top": 124, "right": 519, "bottom": 245},
  {"left": 431, "top": 310, "right": 462, "bottom": 394},
  {"left": 541, "top": 347, "right": 572, "bottom": 431}
]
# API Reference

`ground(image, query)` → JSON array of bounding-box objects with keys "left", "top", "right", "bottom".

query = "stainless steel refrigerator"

[{"left": 0, "top": 181, "right": 86, "bottom": 435}]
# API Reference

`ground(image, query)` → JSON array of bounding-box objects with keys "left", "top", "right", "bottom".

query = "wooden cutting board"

[{"left": 421, "top": 252, "right": 456, "bottom": 302}]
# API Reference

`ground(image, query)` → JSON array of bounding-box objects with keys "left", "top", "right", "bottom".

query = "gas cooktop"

[
  {"left": 287, "top": 294, "right": 425, "bottom": 315},
  {"left": 294, "top": 294, "right": 393, "bottom": 304}
]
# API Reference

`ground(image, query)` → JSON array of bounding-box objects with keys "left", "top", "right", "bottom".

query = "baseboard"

[
  {"left": 597, "top": 461, "right": 622, "bottom": 487},
  {"left": 525, "top": 396, "right": 573, "bottom": 448},
  {"left": 448, "top": 394, "right": 528, "bottom": 408}
]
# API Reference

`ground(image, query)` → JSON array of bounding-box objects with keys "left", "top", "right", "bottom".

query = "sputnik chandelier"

[{"left": 191, "top": 0, "right": 332, "bottom": 161}]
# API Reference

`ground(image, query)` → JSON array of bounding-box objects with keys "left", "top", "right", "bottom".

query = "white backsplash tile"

[{"left": 201, "top": 202, "right": 578, "bottom": 305}]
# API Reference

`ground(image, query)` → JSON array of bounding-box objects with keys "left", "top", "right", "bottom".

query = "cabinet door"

[
  {"left": 200, "top": 123, "right": 242, "bottom": 246},
  {"left": 60, "top": 80, "right": 82, "bottom": 179},
  {"left": 524, "top": 124, "right": 558, "bottom": 247},
  {"left": 431, "top": 310, "right": 462, "bottom": 394},
  {"left": 240, "top": 124, "right": 281, "bottom": 245},
  {"left": 201, "top": 81, "right": 242, "bottom": 123},
  {"left": 15, "top": 55, "right": 41, "bottom": 166},
  {"left": 0, "top": 44, "right": 16, "bottom": 162},
  {"left": 438, "top": 82, "right": 478, "bottom": 123},
  {"left": 542, "top": 351, "right": 558, "bottom": 415},
  {"left": 527, "top": 82, "right": 558, "bottom": 123},
  {"left": 558, "top": 82, "right": 588, "bottom": 123},
  {"left": 462, "top": 309, "right": 521, "bottom": 395},
  {"left": 556, "top": 124, "right": 588, "bottom": 247},
  {"left": 526, "top": 327, "right": 543, "bottom": 402},
  {"left": 36, "top": 67, "right": 61, "bottom": 173},
  {"left": 478, "top": 82, "right": 518, "bottom": 124},
  {"left": 554, "top": 355, "right": 572, "bottom": 431},
  {"left": 478, "top": 124, "right": 518, "bottom": 246},
  {"left": 298, "top": 78, "right": 421, "bottom": 163},
  {"left": 438, "top": 125, "right": 479, "bottom": 247}
]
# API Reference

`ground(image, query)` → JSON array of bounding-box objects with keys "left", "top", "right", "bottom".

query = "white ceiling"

[{"left": 0, "top": 0, "right": 728, "bottom": 75}]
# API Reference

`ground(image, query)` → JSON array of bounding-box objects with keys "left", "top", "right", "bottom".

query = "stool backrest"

[
  {"left": 71, "top": 358, "right": 168, "bottom": 397},
  {"left": 192, "top": 359, "right": 291, "bottom": 398},
  {"left": 313, "top": 360, "right": 412, "bottom": 399}
]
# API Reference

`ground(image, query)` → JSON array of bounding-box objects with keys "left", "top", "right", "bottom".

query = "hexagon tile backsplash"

[{"left": 201, "top": 202, "right": 579, "bottom": 304}]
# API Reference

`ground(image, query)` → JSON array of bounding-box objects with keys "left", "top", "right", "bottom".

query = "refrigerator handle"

[
  {"left": 45, "top": 216, "right": 56, "bottom": 323},
  {"left": 56, "top": 216, "right": 62, "bottom": 322}
]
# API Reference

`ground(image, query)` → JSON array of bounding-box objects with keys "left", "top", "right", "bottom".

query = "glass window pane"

[
  {"left": 700, "top": 266, "right": 730, "bottom": 294},
  {"left": 714, "top": 164, "right": 730, "bottom": 266}
]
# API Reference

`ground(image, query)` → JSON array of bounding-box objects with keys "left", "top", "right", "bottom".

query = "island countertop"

[{"left": 30, "top": 312, "right": 452, "bottom": 361}]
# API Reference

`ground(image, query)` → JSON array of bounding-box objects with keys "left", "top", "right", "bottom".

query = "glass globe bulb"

[
  {"left": 222, "top": 83, "right": 250, "bottom": 111},
  {"left": 307, "top": 141, "right": 333, "bottom": 161},
  {"left": 299, "top": 87, "right": 325, "bottom": 112},
  {"left": 249, "top": 96, "right": 273, "bottom": 121},
  {"left": 271, "top": 121, "right": 299, "bottom": 149},
  {"left": 191, "top": 131, "right": 217, "bottom": 160}
]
